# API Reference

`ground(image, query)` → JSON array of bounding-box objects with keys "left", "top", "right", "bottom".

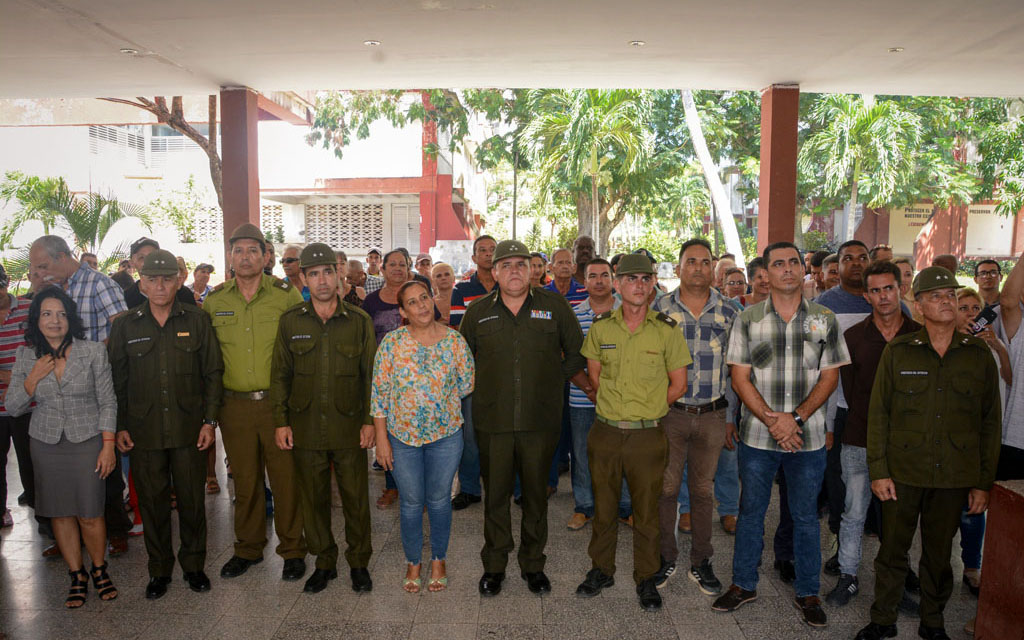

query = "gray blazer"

[{"left": 6, "top": 339, "right": 117, "bottom": 443}]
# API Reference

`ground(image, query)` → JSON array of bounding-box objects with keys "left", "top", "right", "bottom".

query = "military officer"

[
  {"left": 270, "top": 243, "right": 377, "bottom": 594},
  {"left": 203, "top": 223, "right": 308, "bottom": 581},
  {"left": 109, "top": 250, "right": 224, "bottom": 600},
  {"left": 459, "top": 239, "right": 588, "bottom": 597},
  {"left": 855, "top": 266, "right": 1002, "bottom": 640},
  {"left": 573, "top": 253, "right": 691, "bottom": 611}
]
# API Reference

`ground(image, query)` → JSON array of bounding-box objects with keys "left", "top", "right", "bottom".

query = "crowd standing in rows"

[{"left": 0, "top": 225, "right": 1019, "bottom": 640}]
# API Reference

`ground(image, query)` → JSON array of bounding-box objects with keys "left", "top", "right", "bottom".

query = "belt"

[
  {"left": 672, "top": 397, "right": 728, "bottom": 415},
  {"left": 224, "top": 389, "right": 269, "bottom": 401},
  {"left": 596, "top": 415, "right": 660, "bottom": 430}
]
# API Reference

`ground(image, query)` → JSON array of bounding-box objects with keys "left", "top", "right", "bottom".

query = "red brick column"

[
  {"left": 220, "top": 87, "right": 260, "bottom": 255},
  {"left": 757, "top": 84, "right": 800, "bottom": 250}
]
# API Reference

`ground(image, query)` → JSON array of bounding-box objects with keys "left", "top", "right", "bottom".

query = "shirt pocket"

[
  {"left": 127, "top": 338, "right": 156, "bottom": 397},
  {"left": 639, "top": 350, "right": 664, "bottom": 382},
  {"left": 333, "top": 343, "right": 363, "bottom": 417},
  {"left": 210, "top": 314, "right": 238, "bottom": 345},
  {"left": 475, "top": 318, "right": 504, "bottom": 353},
  {"left": 287, "top": 340, "right": 316, "bottom": 411},
  {"left": 950, "top": 377, "right": 978, "bottom": 417},
  {"left": 525, "top": 317, "right": 559, "bottom": 352},
  {"left": 749, "top": 340, "right": 774, "bottom": 369},
  {"left": 892, "top": 375, "right": 929, "bottom": 427}
]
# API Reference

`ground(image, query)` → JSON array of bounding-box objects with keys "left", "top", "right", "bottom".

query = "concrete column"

[
  {"left": 757, "top": 84, "right": 800, "bottom": 250},
  {"left": 220, "top": 87, "right": 260, "bottom": 254}
]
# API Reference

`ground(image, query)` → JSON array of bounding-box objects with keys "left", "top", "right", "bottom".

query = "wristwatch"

[
  {"left": 791, "top": 411, "right": 805, "bottom": 427},
  {"left": 203, "top": 419, "right": 219, "bottom": 428}
]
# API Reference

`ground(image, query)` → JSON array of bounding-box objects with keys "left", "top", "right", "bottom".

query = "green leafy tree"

[{"left": 147, "top": 175, "right": 208, "bottom": 243}]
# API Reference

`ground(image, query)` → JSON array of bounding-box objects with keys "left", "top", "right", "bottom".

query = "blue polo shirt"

[{"left": 544, "top": 278, "right": 589, "bottom": 307}]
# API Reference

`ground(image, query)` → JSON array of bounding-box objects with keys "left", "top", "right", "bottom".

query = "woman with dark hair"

[
  {"left": 371, "top": 280, "right": 474, "bottom": 592},
  {"left": 5, "top": 287, "right": 119, "bottom": 608},
  {"left": 529, "top": 252, "right": 549, "bottom": 288}
]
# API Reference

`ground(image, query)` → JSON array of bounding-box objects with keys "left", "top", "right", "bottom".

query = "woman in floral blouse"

[{"left": 371, "top": 280, "right": 474, "bottom": 593}]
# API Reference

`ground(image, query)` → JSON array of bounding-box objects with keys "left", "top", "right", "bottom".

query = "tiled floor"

[{"left": 0, "top": 443, "right": 980, "bottom": 639}]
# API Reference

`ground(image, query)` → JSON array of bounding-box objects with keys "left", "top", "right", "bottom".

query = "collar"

[
  {"left": 299, "top": 295, "right": 348, "bottom": 319},
  {"left": 669, "top": 286, "right": 727, "bottom": 316},
  {"left": 609, "top": 305, "right": 658, "bottom": 329},
  {"left": 909, "top": 326, "right": 971, "bottom": 353},
  {"left": 576, "top": 295, "right": 618, "bottom": 315},
  {"left": 66, "top": 262, "right": 90, "bottom": 287},
  {"left": 487, "top": 286, "right": 533, "bottom": 311},
  {"left": 764, "top": 293, "right": 810, "bottom": 319},
  {"left": 135, "top": 298, "right": 185, "bottom": 320}
]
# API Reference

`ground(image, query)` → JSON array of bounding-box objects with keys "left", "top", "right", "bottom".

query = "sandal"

[
  {"left": 403, "top": 564, "right": 422, "bottom": 593},
  {"left": 206, "top": 477, "right": 221, "bottom": 494},
  {"left": 428, "top": 560, "right": 448, "bottom": 592},
  {"left": 66, "top": 568, "right": 88, "bottom": 608},
  {"left": 90, "top": 563, "right": 118, "bottom": 601}
]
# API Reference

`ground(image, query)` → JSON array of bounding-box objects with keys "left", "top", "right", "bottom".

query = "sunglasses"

[{"left": 281, "top": 257, "right": 299, "bottom": 265}]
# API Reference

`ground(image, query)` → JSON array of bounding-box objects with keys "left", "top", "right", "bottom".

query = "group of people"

[{"left": 0, "top": 225, "right": 1019, "bottom": 640}]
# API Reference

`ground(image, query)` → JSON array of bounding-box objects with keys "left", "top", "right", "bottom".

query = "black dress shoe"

[
  {"left": 303, "top": 568, "right": 337, "bottom": 593},
  {"left": 905, "top": 567, "right": 921, "bottom": 594},
  {"left": 145, "top": 576, "right": 172, "bottom": 600},
  {"left": 854, "top": 622, "right": 897, "bottom": 640},
  {"left": 636, "top": 578, "right": 662, "bottom": 611},
  {"left": 451, "top": 492, "right": 481, "bottom": 511},
  {"left": 576, "top": 568, "right": 614, "bottom": 597},
  {"left": 774, "top": 559, "right": 796, "bottom": 584},
  {"left": 478, "top": 572, "right": 505, "bottom": 596},
  {"left": 522, "top": 571, "right": 551, "bottom": 594},
  {"left": 220, "top": 555, "right": 262, "bottom": 578},
  {"left": 183, "top": 571, "right": 211, "bottom": 593},
  {"left": 350, "top": 567, "right": 373, "bottom": 592},
  {"left": 282, "top": 558, "right": 306, "bottom": 581},
  {"left": 824, "top": 551, "right": 840, "bottom": 576},
  {"left": 917, "top": 625, "right": 951, "bottom": 640}
]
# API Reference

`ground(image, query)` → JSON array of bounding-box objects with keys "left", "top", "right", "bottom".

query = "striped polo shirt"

[
  {"left": 569, "top": 295, "right": 621, "bottom": 408},
  {"left": 0, "top": 294, "right": 30, "bottom": 416}
]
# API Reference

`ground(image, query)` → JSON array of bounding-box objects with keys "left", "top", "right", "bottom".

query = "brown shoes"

[
  {"left": 107, "top": 536, "right": 128, "bottom": 556},
  {"left": 566, "top": 512, "right": 591, "bottom": 530},
  {"left": 794, "top": 595, "right": 827, "bottom": 627},
  {"left": 376, "top": 488, "right": 398, "bottom": 509},
  {"left": 720, "top": 515, "right": 737, "bottom": 535},
  {"left": 677, "top": 512, "right": 691, "bottom": 533},
  {"left": 618, "top": 515, "right": 634, "bottom": 527}
]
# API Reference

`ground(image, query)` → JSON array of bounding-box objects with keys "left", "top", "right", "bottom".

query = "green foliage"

[
  {"left": 711, "top": 221, "right": 759, "bottom": 263},
  {"left": 627, "top": 228, "right": 681, "bottom": 264},
  {"left": 802, "top": 230, "right": 831, "bottom": 252},
  {"left": 147, "top": 175, "right": 208, "bottom": 243}
]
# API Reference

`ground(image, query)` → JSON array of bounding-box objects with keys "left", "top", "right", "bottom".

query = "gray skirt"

[{"left": 30, "top": 434, "right": 105, "bottom": 519}]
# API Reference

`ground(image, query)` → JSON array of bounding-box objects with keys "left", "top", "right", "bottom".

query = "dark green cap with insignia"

[
  {"left": 493, "top": 239, "right": 531, "bottom": 263},
  {"left": 912, "top": 266, "right": 961, "bottom": 296},
  {"left": 300, "top": 242, "right": 336, "bottom": 268},
  {"left": 229, "top": 222, "right": 266, "bottom": 246},
  {"left": 139, "top": 249, "right": 180, "bottom": 276},
  {"left": 616, "top": 253, "right": 656, "bottom": 276}
]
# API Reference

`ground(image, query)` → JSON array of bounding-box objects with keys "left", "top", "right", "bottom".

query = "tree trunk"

[
  {"left": 208, "top": 95, "right": 223, "bottom": 210},
  {"left": 576, "top": 194, "right": 593, "bottom": 245},
  {"left": 681, "top": 90, "right": 745, "bottom": 269}
]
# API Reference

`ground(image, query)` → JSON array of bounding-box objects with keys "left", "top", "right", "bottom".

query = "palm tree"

[{"left": 798, "top": 94, "right": 922, "bottom": 242}]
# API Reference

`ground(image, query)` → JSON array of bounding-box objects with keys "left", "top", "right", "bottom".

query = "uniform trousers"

[
  {"left": 220, "top": 395, "right": 306, "bottom": 560},
  {"left": 588, "top": 420, "right": 667, "bottom": 584},
  {"left": 130, "top": 444, "right": 207, "bottom": 577}
]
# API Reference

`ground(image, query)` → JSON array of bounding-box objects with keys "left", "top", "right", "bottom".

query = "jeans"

[
  {"left": 838, "top": 444, "right": 871, "bottom": 576},
  {"left": 959, "top": 509, "right": 985, "bottom": 570},
  {"left": 456, "top": 395, "right": 481, "bottom": 496},
  {"left": 733, "top": 441, "right": 827, "bottom": 598},
  {"left": 389, "top": 431, "right": 464, "bottom": 565},
  {"left": 569, "top": 407, "right": 632, "bottom": 518},
  {"left": 677, "top": 445, "right": 739, "bottom": 517}
]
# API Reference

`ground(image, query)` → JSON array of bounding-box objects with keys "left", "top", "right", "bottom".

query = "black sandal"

[
  {"left": 66, "top": 568, "right": 88, "bottom": 608},
  {"left": 90, "top": 563, "right": 118, "bottom": 601}
]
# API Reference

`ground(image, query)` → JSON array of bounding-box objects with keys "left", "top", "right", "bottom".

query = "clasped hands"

[{"left": 763, "top": 410, "right": 803, "bottom": 452}]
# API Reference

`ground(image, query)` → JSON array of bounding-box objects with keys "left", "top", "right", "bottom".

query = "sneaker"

[
  {"left": 825, "top": 573, "right": 859, "bottom": 606},
  {"left": 793, "top": 595, "right": 827, "bottom": 627},
  {"left": 689, "top": 558, "right": 722, "bottom": 595},
  {"left": 653, "top": 557, "right": 676, "bottom": 588},
  {"left": 824, "top": 551, "right": 840, "bottom": 576},
  {"left": 566, "top": 512, "right": 591, "bottom": 530},
  {"left": 711, "top": 584, "right": 757, "bottom": 612},
  {"left": 1, "top": 509, "right": 13, "bottom": 528},
  {"left": 372, "top": 460, "right": 385, "bottom": 471}
]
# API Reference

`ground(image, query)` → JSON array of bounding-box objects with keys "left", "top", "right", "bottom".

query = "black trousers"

[
  {"left": 0, "top": 413, "right": 33, "bottom": 508},
  {"left": 104, "top": 454, "right": 132, "bottom": 538}
]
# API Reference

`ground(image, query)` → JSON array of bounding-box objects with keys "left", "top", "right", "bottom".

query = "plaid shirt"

[
  {"left": 364, "top": 274, "right": 385, "bottom": 294},
  {"left": 66, "top": 263, "right": 127, "bottom": 342},
  {"left": 654, "top": 287, "right": 741, "bottom": 405},
  {"left": 726, "top": 296, "right": 850, "bottom": 452}
]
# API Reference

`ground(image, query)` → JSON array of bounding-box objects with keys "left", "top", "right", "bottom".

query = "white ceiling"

[{"left": 3, "top": 0, "right": 1024, "bottom": 98}]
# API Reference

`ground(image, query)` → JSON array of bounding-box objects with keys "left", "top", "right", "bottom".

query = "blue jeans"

[
  {"left": 839, "top": 444, "right": 871, "bottom": 576},
  {"left": 677, "top": 445, "right": 739, "bottom": 517},
  {"left": 569, "top": 406, "right": 632, "bottom": 518},
  {"left": 456, "top": 395, "right": 481, "bottom": 496},
  {"left": 733, "top": 441, "right": 827, "bottom": 597},
  {"left": 389, "top": 431, "right": 464, "bottom": 565},
  {"left": 959, "top": 509, "right": 985, "bottom": 570}
]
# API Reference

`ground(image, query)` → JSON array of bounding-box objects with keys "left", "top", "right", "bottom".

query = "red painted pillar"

[
  {"left": 219, "top": 87, "right": 260, "bottom": 256},
  {"left": 419, "top": 92, "right": 439, "bottom": 252},
  {"left": 757, "top": 84, "right": 800, "bottom": 251}
]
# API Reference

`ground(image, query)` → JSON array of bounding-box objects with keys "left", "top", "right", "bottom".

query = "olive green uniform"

[
  {"left": 867, "top": 328, "right": 1001, "bottom": 628},
  {"left": 459, "top": 287, "right": 585, "bottom": 574},
  {"left": 204, "top": 274, "right": 307, "bottom": 561},
  {"left": 108, "top": 300, "right": 223, "bottom": 578},
  {"left": 270, "top": 296, "right": 376, "bottom": 571},
  {"left": 581, "top": 307, "right": 691, "bottom": 584}
]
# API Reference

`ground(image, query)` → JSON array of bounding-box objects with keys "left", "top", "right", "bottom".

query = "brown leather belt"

[
  {"left": 224, "top": 389, "right": 269, "bottom": 401},
  {"left": 673, "top": 397, "right": 728, "bottom": 415}
]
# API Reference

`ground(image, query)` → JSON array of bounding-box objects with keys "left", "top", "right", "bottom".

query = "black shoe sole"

[
  {"left": 304, "top": 572, "right": 337, "bottom": 593},
  {"left": 639, "top": 598, "right": 662, "bottom": 611},
  {"left": 711, "top": 594, "right": 756, "bottom": 612},
  {"left": 793, "top": 600, "right": 828, "bottom": 628},
  {"left": 184, "top": 578, "right": 211, "bottom": 593},
  {"left": 688, "top": 572, "right": 722, "bottom": 596},
  {"left": 575, "top": 578, "right": 614, "bottom": 598},
  {"left": 220, "top": 557, "right": 262, "bottom": 578}
]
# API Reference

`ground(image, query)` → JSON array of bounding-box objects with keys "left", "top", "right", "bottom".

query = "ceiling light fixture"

[
  {"left": 888, "top": 46, "right": 904, "bottom": 53},
  {"left": 629, "top": 40, "right": 646, "bottom": 48},
  {"left": 363, "top": 40, "right": 382, "bottom": 47},
  {"left": 119, "top": 47, "right": 139, "bottom": 55}
]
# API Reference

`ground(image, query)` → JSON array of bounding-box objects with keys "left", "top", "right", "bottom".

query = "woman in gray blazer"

[{"left": 6, "top": 287, "right": 119, "bottom": 608}]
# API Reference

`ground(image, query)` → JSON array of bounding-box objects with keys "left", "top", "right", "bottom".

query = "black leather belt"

[
  {"left": 673, "top": 397, "right": 728, "bottom": 415},
  {"left": 224, "top": 389, "right": 268, "bottom": 401}
]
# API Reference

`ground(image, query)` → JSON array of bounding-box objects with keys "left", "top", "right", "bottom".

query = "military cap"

[
  {"left": 299, "top": 242, "right": 336, "bottom": 268},
  {"left": 140, "top": 249, "right": 180, "bottom": 276},
  {"left": 228, "top": 223, "right": 266, "bottom": 245},
  {"left": 912, "top": 266, "right": 961, "bottom": 296},
  {"left": 492, "top": 239, "right": 531, "bottom": 263},
  {"left": 130, "top": 236, "right": 160, "bottom": 257},
  {"left": 616, "top": 253, "right": 656, "bottom": 276}
]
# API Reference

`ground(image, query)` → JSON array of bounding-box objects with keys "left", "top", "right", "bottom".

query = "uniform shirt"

[
  {"left": 581, "top": 307, "right": 692, "bottom": 422},
  {"left": 867, "top": 328, "right": 1002, "bottom": 490},
  {"left": 653, "top": 287, "right": 740, "bottom": 406},
  {"left": 108, "top": 300, "right": 224, "bottom": 449},
  {"left": 66, "top": 262, "right": 127, "bottom": 342},
  {"left": 726, "top": 296, "right": 851, "bottom": 452},
  {"left": 568, "top": 296, "right": 620, "bottom": 409},
  {"left": 270, "top": 296, "right": 376, "bottom": 450},
  {"left": 459, "top": 287, "right": 584, "bottom": 433},
  {"left": 544, "top": 278, "right": 589, "bottom": 307},
  {"left": 204, "top": 274, "right": 303, "bottom": 392},
  {"left": 364, "top": 274, "right": 384, "bottom": 294},
  {"left": 839, "top": 314, "right": 921, "bottom": 448},
  {"left": 0, "top": 294, "right": 30, "bottom": 416},
  {"left": 449, "top": 273, "right": 496, "bottom": 329}
]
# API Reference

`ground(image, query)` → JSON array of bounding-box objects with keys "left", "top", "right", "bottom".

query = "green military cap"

[
  {"left": 492, "top": 239, "right": 531, "bottom": 263},
  {"left": 229, "top": 222, "right": 266, "bottom": 245},
  {"left": 912, "top": 266, "right": 961, "bottom": 295},
  {"left": 300, "top": 242, "right": 336, "bottom": 268},
  {"left": 140, "top": 249, "right": 180, "bottom": 276},
  {"left": 616, "top": 253, "right": 656, "bottom": 276}
]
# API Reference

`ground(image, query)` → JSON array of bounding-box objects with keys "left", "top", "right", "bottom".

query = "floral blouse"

[{"left": 370, "top": 326, "right": 475, "bottom": 446}]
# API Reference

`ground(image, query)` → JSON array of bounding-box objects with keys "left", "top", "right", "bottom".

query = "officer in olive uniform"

[
  {"left": 109, "top": 250, "right": 224, "bottom": 600},
  {"left": 459, "top": 239, "right": 587, "bottom": 598},
  {"left": 270, "top": 242, "right": 377, "bottom": 594},
  {"left": 855, "top": 266, "right": 1001, "bottom": 640},
  {"left": 574, "top": 253, "right": 691, "bottom": 611},
  {"left": 203, "top": 223, "right": 308, "bottom": 581}
]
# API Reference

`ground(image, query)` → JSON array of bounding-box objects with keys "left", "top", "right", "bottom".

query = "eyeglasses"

[
  {"left": 725, "top": 280, "right": 746, "bottom": 286},
  {"left": 976, "top": 270, "right": 1000, "bottom": 278},
  {"left": 281, "top": 257, "right": 299, "bottom": 265}
]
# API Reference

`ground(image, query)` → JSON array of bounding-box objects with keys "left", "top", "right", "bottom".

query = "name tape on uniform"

[
  {"left": 899, "top": 370, "right": 929, "bottom": 376},
  {"left": 291, "top": 334, "right": 312, "bottom": 340},
  {"left": 215, "top": 311, "right": 234, "bottom": 316},
  {"left": 478, "top": 315, "right": 499, "bottom": 324},
  {"left": 127, "top": 337, "right": 151, "bottom": 345},
  {"left": 600, "top": 344, "right": 617, "bottom": 350},
  {"left": 176, "top": 332, "right": 190, "bottom": 337}
]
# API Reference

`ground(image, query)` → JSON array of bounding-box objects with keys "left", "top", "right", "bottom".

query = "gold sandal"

[
  {"left": 428, "top": 560, "right": 447, "bottom": 592},
  {"left": 403, "top": 564, "right": 422, "bottom": 593}
]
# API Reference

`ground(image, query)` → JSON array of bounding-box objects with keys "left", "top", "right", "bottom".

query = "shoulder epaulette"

[
  {"left": 594, "top": 311, "right": 613, "bottom": 322},
  {"left": 208, "top": 282, "right": 226, "bottom": 294},
  {"left": 656, "top": 311, "right": 678, "bottom": 328},
  {"left": 273, "top": 277, "right": 291, "bottom": 291}
]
